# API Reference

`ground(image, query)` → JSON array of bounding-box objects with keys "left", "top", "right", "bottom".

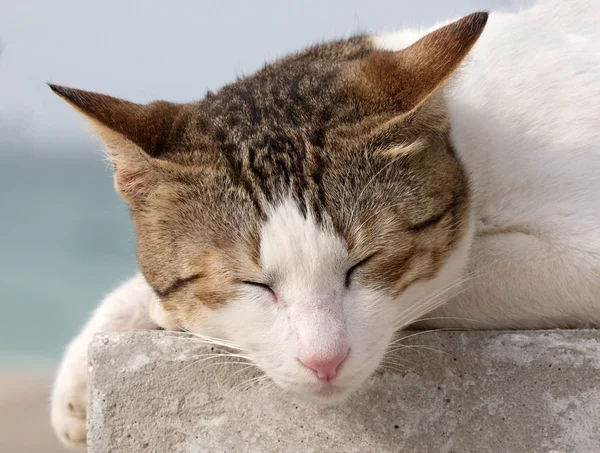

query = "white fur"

[
  {"left": 374, "top": 0, "right": 600, "bottom": 328},
  {"left": 53, "top": 0, "right": 600, "bottom": 446}
]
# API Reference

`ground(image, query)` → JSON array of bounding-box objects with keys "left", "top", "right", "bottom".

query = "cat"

[{"left": 50, "top": 0, "right": 600, "bottom": 448}]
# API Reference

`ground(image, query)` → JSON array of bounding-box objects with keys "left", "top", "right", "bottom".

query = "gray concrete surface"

[{"left": 88, "top": 330, "right": 600, "bottom": 453}]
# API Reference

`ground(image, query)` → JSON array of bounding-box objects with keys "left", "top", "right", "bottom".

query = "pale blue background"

[{"left": 0, "top": 0, "right": 532, "bottom": 365}]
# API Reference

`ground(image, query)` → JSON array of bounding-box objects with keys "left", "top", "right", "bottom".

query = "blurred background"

[{"left": 0, "top": 0, "right": 532, "bottom": 451}]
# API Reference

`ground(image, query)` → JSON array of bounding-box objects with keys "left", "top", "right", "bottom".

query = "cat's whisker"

[
  {"left": 393, "top": 281, "right": 488, "bottom": 330},
  {"left": 202, "top": 360, "right": 258, "bottom": 369},
  {"left": 182, "top": 359, "right": 257, "bottom": 375},
  {"left": 185, "top": 342, "right": 252, "bottom": 358},
  {"left": 409, "top": 315, "right": 480, "bottom": 325},
  {"left": 381, "top": 345, "right": 419, "bottom": 360},
  {"left": 221, "top": 369, "right": 264, "bottom": 394},
  {"left": 182, "top": 351, "right": 251, "bottom": 359},
  {"left": 177, "top": 355, "right": 255, "bottom": 374},
  {"left": 389, "top": 327, "right": 460, "bottom": 347},
  {"left": 391, "top": 276, "right": 469, "bottom": 326},
  {"left": 221, "top": 364, "right": 264, "bottom": 387},
  {"left": 386, "top": 344, "right": 448, "bottom": 355},
  {"left": 184, "top": 352, "right": 253, "bottom": 364},
  {"left": 181, "top": 332, "right": 233, "bottom": 347},
  {"left": 392, "top": 292, "right": 459, "bottom": 332},
  {"left": 377, "top": 361, "right": 419, "bottom": 375},
  {"left": 257, "top": 378, "right": 277, "bottom": 394},
  {"left": 180, "top": 329, "right": 247, "bottom": 352},
  {"left": 179, "top": 326, "right": 244, "bottom": 348},
  {"left": 225, "top": 374, "right": 270, "bottom": 397},
  {"left": 392, "top": 268, "right": 492, "bottom": 331},
  {"left": 381, "top": 355, "right": 419, "bottom": 368},
  {"left": 377, "top": 360, "right": 411, "bottom": 371},
  {"left": 393, "top": 290, "right": 472, "bottom": 331}
]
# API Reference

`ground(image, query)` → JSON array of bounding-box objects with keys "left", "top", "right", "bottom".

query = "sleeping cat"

[{"left": 50, "top": 0, "right": 600, "bottom": 448}]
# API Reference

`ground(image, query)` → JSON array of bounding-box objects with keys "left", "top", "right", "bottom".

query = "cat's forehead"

[
  {"left": 175, "top": 36, "right": 385, "bottom": 220},
  {"left": 198, "top": 36, "right": 375, "bottom": 146}
]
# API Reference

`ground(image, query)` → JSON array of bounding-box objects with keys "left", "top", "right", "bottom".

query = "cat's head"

[{"left": 51, "top": 13, "right": 486, "bottom": 402}]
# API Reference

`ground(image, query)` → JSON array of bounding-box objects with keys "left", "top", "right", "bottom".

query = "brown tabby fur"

[{"left": 50, "top": 13, "right": 486, "bottom": 328}]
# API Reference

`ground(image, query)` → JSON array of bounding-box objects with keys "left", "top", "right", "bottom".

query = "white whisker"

[
  {"left": 389, "top": 327, "right": 459, "bottom": 346},
  {"left": 409, "top": 315, "right": 479, "bottom": 325},
  {"left": 225, "top": 375, "right": 270, "bottom": 397},
  {"left": 378, "top": 361, "right": 418, "bottom": 375},
  {"left": 392, "top": 267, "right": 492, "bottom": 331},
  {"left": 386, "top": 344, "right": 448, "bottom": 355},
  {"left": 179, "top": 327, "right": 248, "bottom": 352}
]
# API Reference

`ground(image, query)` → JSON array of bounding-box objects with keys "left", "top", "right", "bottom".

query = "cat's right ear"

[
  {"left": 48, "top": 84, "right": 190, "bottom": 204},
  {"left": 352, "top": 12, "right": 488, "bottom": 113}
]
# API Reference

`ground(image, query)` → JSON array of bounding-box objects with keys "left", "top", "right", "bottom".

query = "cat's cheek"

[{"left": 220, "top": 297, "right": 292, "bottom": 361}]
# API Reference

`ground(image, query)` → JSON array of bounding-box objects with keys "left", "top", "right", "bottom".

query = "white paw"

[{"left": 51, "top": 345, "right": 89, "bottom": 449}]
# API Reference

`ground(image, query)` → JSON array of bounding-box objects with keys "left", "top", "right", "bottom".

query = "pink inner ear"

[
  {"left": 115, "top": 167, "right": 151, "bottom": 199},
  {"left": 116, "top": 169, "right": 139, "bottom": 186}
]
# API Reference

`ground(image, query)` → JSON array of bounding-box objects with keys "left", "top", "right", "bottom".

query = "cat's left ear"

[
  {"left": 48, "top": 84, "right": 191, "bottom": 204},
  {"left": 353, "top": 12, "right": 488, "bottom": 112}
]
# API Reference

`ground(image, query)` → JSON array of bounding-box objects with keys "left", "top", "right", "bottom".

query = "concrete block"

[{"left": 88, "top": 330, "right": 600, "bottom": 453}]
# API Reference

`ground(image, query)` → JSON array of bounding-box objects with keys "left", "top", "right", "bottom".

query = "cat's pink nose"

[{"left": 298, "top": 348, "right": 349, "bottom": 381}]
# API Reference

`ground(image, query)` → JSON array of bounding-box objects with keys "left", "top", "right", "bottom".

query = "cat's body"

[
  {"left": 50, "top": 1, "right": 600, "bottom": 448},
  {"left": 378, "top": 0, "right": 600, "bottom": 329}
]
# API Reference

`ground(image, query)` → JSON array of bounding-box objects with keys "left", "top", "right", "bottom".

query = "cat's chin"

[{"left": 285, "top": 382, "right": 356, "bottom": 405}]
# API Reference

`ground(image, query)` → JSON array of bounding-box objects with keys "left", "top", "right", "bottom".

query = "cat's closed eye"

[
  {"left": 407, "top": 206, "right": 452, "bottom": 232},
  {"left": 345, "top": 254, "right": 376, "bottom": 288},
  {"left": 242, "top": 280, "right": 276, "bottom": 298}
]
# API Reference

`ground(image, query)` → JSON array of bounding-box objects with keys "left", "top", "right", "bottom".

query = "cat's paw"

[
  {"left": 51, "top": 367, "right": 88, "bottom": 448},
  {"left": 51, "top": 345, "right": 89, "bottom": 449}
]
